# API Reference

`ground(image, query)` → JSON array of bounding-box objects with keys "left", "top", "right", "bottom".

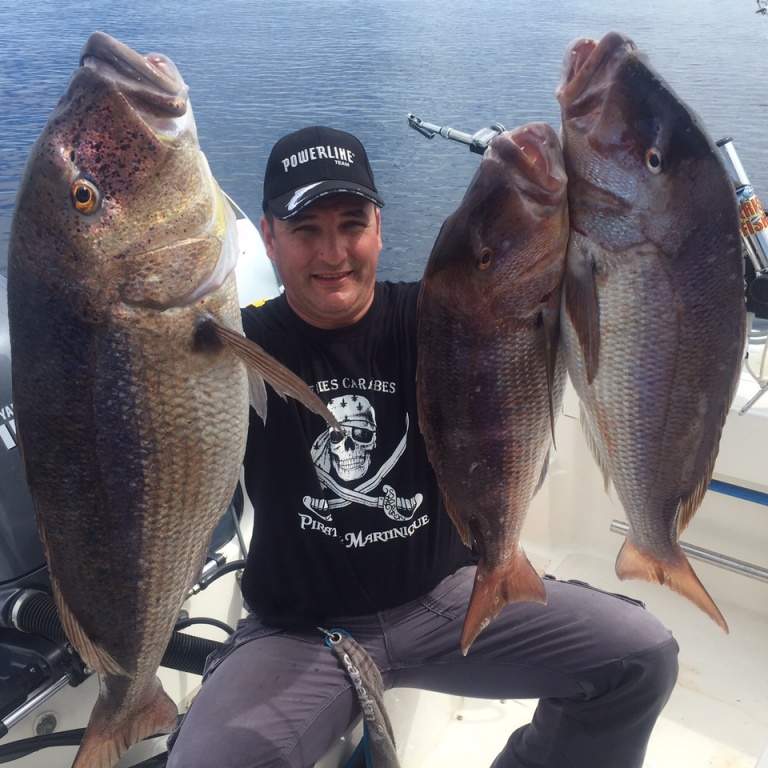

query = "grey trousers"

[{"left": 166, "top": 566, "right": 679, "bottom": 768}]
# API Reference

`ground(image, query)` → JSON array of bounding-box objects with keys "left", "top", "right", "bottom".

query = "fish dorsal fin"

[
  {"left": 678, "top": 363, "right": 742, "bottom": 534},
  {"left": 201, "top": 317, "right": 342, "bottom": 432},
  {"left": 37, "top": 521, "right": 128, "bottom": 678},
  {"left": 564, "top": 240, "right": 601, "bottom": 384},
  {"left": 678, "top": 364, "right": 741, "bottom": 533},
  {"left": 442, "top": 494, "right": 473, "bottom": 549},
  {"left": 534, "top": 450, "right": 551, "bottom": 497}
]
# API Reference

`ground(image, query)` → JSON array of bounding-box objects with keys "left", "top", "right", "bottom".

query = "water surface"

[{"left": 1, "top": 0, "right": 766, "bottom": 279}]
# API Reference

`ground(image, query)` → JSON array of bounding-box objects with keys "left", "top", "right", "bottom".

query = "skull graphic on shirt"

[
  {"left": 307, "top": 394, "right": 422, "bottom": 523},
  {"left": 313, "top": 395, "right": 377, "bottom": 481}
]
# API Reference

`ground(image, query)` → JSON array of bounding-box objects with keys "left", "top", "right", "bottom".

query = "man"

[{"left": 167, "top": 126, "right": 678, "bottom": 768}]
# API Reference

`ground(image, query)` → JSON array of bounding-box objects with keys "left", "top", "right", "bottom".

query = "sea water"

[{"left": 1, "top": 0, "right": 766, "bottom": 280}]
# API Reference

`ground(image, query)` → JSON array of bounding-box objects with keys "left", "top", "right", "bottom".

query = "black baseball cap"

[{"left": 262, "top": 126, "right": 385, "bottom": 219}]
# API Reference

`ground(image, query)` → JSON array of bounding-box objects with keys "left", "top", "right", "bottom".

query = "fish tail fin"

[
  {"left": 615, "top": 537, "right": 728, "bottom": 633},
  {"left": 72, "top": 677, "right": 178, "bottom": 768},
  {"left": 461, "top": 551, "right": 547, "bottom": 655},
  {"left": 564, "top": 244, "right": 601, "bottom": 383}
]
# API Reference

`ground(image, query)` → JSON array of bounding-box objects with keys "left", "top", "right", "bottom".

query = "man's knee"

[
  {"left": 620, "top": 634, "right": 680, "bottom": 712},
  {"left": 647, "top": 634, "right": 680, "bottom": 696}
]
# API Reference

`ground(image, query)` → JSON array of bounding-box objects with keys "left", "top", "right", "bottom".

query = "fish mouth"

[
  {"left": 80, "top": 31, "right": 189, "bottom": 120},
  {"left": 487, "top": 123, "right": 566, "bottom": 193},
  {"left": 555, "top": 31, "right": 636, "bottom": 117}
]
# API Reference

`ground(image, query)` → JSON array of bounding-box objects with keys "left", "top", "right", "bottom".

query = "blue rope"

[
  {"left": 323, "top": 627, "right": 353, "bottom": 648},
  {"left": 363, "top": 723, "right": 373, "bottom": 767},
  {"left": 341, "top": 736, "right": 366, "bottom": 768}
]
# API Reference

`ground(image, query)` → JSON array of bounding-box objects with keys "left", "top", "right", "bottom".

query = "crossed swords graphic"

[{"left": 303, "top": 414, "right": 423, "bottom": 522}]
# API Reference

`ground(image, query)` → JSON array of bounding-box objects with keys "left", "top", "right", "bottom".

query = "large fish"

[
  {"left": 417, "top": 123, "right": 569, "bottom": 655},
  {"left": 556, "top": 31, "right": 745, "bottom": 632},
  {"left": 7, "top": 32, "right": 339, "bottom": 768}
]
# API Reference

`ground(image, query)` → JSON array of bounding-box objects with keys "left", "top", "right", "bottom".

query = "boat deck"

[
  {"left": 418, "top": 550, "right": 768, "bottom": 768},
  {"left": 314, "top": 542, "right": 768, "bottom": 768},
  {"left": 320, "top": 348, "right": 768, "bottom": 768}
]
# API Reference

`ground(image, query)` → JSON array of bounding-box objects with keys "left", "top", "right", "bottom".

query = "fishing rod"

[
  {"left": 406, "top": 113, "right": 505, "bottom": 154},
  {"left": 717, "top": 138, "right": 768, "bottom": 313}
]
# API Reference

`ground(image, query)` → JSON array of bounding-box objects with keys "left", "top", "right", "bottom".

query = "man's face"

[{"left": 260, "top": 194, "right": 382, "bottom": 329}]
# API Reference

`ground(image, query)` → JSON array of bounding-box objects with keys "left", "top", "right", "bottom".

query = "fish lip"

[
  {"left": 486, "top": 123, "right": 567, "bottom": 193},
  {"left": 556, "top": 31, "right": 636, "bottom": 114},
  {"left": 556, "top": 31, "right": 655, "bottom": 221},
  {"left": 79, "top": 31, "right": 188, "bottom": 118}
]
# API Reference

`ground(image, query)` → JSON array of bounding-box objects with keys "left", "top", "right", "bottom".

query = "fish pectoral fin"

[
  {"left": 615, "top": 537, "right": 728, "bottom": 633},
  {"left": 72, "top": 676, "right": 178, "bottom": 768},
  {"left": 541, "top": 298, "right": 562, "bottom": 447},
  {"left": 246, "top": 367, "right": 269, "bottom": 423},
  {"left": 564, "top": 243, "right": 601, "bottom": 384},
  {"left": 203, "top": 318, "right": 342, "bottom": 431},
  {"left": 461, "top": 550, "right": 547, "bottom": 656}
]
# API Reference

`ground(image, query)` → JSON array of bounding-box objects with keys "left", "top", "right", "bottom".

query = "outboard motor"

[{"left": 0, "top": 277, "right": 46, "bottom": 583}]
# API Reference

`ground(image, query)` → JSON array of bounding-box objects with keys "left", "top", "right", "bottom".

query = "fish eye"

[
  {"left": 645, "top": 147, "right": 663, "bottom": 175},
  {"left": 477, "top": 248, "right": 493, "bottom": 270},
  {"left": 71, "top": 178, "right": 101, "bottom": 214}
]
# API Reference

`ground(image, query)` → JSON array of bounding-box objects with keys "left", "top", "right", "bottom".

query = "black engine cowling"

[{"left": 0, "top": 275, "right": 46, "bottom": 589}]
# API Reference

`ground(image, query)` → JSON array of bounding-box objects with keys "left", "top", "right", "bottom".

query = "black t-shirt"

[{"left": 239, "top": 281, "right": 473, "bottom": 628}]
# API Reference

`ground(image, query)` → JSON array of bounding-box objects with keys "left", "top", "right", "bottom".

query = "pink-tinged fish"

[
  {"left": 8, "top": 32, "right": 338, "bottom": 768},
  {"left": 417, "top": 123, "right": 569, "bottom": 655},
  {"left": 557, "top": 31, "right": 745, "bottom": 632}
]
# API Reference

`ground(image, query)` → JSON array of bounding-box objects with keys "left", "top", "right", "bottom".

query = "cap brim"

[{"left": 266, "top": 180, "right": 384, "bottom": 220}]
